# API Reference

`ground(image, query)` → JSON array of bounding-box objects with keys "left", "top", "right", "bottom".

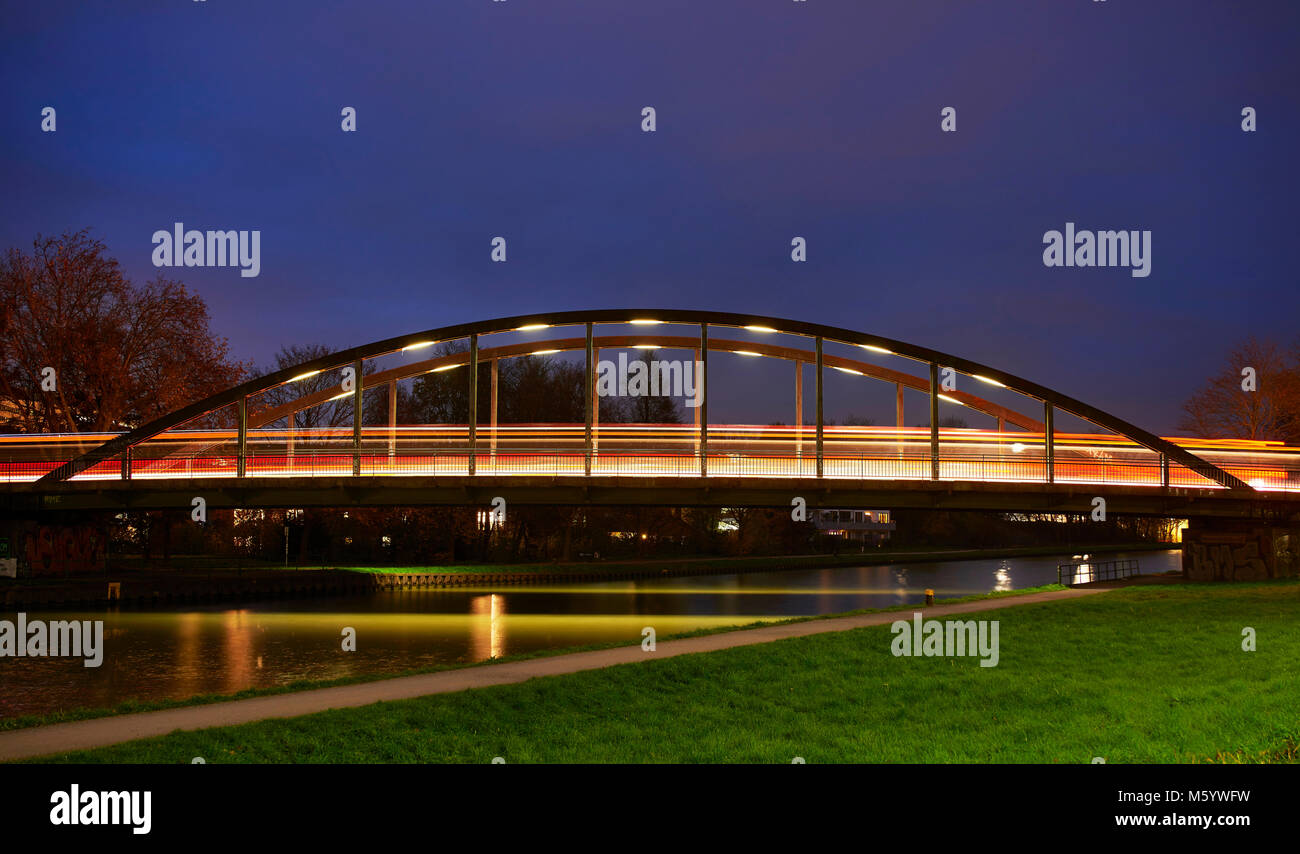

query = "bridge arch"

[{"left": 37, "top": 309, "right": 1248, "bottom": 491}]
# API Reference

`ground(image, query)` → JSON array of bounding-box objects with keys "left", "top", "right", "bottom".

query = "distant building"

[{"left": 812, "top": 509, "right": 896, "bottom": 545}]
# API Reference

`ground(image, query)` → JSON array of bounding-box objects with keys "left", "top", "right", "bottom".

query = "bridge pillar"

[
  {"left": 815, "top": 337, "right": 823, "bottom": 478},
  {"left": 121, "top": 446, "right": 131, "bottom": 481},
  {"left": 1182, "top": 518, "right": 1300, "bottom": 581}
]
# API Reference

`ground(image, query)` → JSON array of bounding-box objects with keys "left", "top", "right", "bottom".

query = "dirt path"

[{"left": 1, "top": 587, "right": 1112, "bottom": 761}]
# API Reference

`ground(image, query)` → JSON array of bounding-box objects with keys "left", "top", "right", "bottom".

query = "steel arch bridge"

[{"left": 10, "top": 309, "right": 1300, "bottom": 518}]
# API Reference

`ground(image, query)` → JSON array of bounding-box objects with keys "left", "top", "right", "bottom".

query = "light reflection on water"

[
  {"left": 0, "top": 550, "right": 1180, "bottom": 717},
  {"left": 994, "top": 561, "right": 1013, "bottom": 592}
]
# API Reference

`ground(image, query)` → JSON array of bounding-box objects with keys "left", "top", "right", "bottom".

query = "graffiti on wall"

[{"left": 22, "top": 525, "right": 107, "bottom": 576}]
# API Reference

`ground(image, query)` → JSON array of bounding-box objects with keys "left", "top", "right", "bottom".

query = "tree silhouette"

[
  {"left": 1180, "top": 337, "right": 1300, "bottom": 442},
  {"left": 0, "top": 229, "right": 248, "bottom": 432}
]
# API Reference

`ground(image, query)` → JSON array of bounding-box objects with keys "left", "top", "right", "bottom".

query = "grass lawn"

[{"left": 27, "top": 579, "right": 1300, "bottom": 764}]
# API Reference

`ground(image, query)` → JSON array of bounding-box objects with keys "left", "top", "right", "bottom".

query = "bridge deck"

[{"left": 4, "top": 426, "right": 1299, "bottom": 493}]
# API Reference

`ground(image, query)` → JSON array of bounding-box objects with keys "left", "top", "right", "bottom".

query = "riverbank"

[
  {"left": 12, "top": 578, "right": 1298, "bottom": 763},
  {"left": 0, "top": 541, "right": 1177, "bottom": 608},
  {"left": 2, "top": 584, "right": 1099, "bottom": 760},
  {"left": 0, "top": 583, "right": 1069, "bottom": 734}
]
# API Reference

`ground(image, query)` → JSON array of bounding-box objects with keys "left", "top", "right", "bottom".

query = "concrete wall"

[{"left": 1182, "top": 519, "right": 1298, "bottom": 582}]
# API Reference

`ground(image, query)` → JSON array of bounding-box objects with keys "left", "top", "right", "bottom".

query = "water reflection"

[
  {"left": 470, "top": 593, "right": 506, "bottom": 660},
  {"left": 892, "top": 567, "right": 910, "bottom": 601},
  {"left": 0, "top": 550, "right": 1180, "bottom": 717}
]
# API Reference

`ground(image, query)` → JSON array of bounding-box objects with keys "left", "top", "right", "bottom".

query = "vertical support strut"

[
  {"left": 815, "top": 337, "right": 824, "bottom": 479},
  {"left": 237, "top": 395, "right": 248, "bottom": 478},
  {"left": 490, "top": 357, "right": 499, "bottom": 469},
  {"left": 692, "top": 346, "right": 701, "bottom": 460},
  {"left": 388, "top": 380, "right": 397, "bottom": 460},
  {"left": 700, "top": 323, "right": 709, "bottom": 477},
  {"left": 121, "top": 446, "right": 131, "bottom": 480},
  {"left": 795, "top": 361, "right": 803, "bottom": 462},
  {"left": 929, "top": 363, "right": 939, "bottom": 481},
  {"left": 352, "top": 358, "right": 363, "bottom": 476},
  {"left": 1044, "top": 401, "right": 1055, "bottom": 484},
  {"left": 592, "top": 345, "right": 601, "bottom": 461},
  {"left": 468, "top": 334, "right": 478, "bottom": 476},
  {"left": 584, "top": 322, "right": 593, "bottom": 476},
  {"left": 896, "top": 382, "right": 906, "bottom": 464},
  {"left": 1161, "top": 453, "right": 1169, "bottom": 488}
]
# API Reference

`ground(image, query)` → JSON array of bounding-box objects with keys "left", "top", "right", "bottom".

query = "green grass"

[
  {"left": 23, "top": 579, "right": 1300, "bottom": 763},
  {"left": 0, "top": 583, "right": 1066, "bottom": 733}
]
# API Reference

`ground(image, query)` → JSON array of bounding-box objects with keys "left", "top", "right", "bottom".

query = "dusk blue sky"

[{"left": 4, "top": 1, "right": 1297, "bottom": 433}]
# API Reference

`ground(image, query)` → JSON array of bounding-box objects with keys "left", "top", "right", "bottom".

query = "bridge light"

[
  {"left": 531, "top": 349, "right": 559, "bottom": 356},
  {"left": 632, "top": 344, "right": 658, "bottom": 350},
  {"left": 327, "top": 392, "right": 351, "bottom": 401},
  {"left": 289, "top": 370, "right": 321, "bottom": 383},
  {"left": 861, "top": 345, "right": 892, "bottom": 355},
  {"left": 744, "top": 325, "right": 777, "bottom": 333},
  {"left": 629, "top": 319, "right": 661, "bottom": 326},
  {"left": 937, "top": 394, "right": 962, "bottom": 405},
  {"left": 735, "top": 350, "right": 762, "bottom": 357},
  {"left": 402, "top": 341, "right": 435, "bottom": 352},
  {"left": 431, "top": 364, "right": 461, "bottom": 373},
  {"left": 1011, "top": 442, "right": 1026, "bottom": 453},
  {"left": 832, "top": 366, "right": 864, "bottom": 376},
  {"left": 973, "top": 374, "right": 1006, "bottom": 388},
  {"left": 516, "top": 324, "right": 550, "bottom": 332}
]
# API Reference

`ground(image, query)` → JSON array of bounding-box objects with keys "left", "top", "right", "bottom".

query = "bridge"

[{"left": 3, "top": 310, "right": 1298, "bottom": 533}]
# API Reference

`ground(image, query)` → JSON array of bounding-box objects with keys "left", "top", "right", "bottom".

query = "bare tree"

[
  {"left": 0, "top": 229, "right": 248, "bottom": 432},
  {"left": 1179, "top": 337, "right": 1300, "bottom": 441},
  {"left": 259, "top": 343, "right": 358, "bottom": 429}
]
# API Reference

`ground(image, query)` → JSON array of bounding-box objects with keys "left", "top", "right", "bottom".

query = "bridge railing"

[
  {"left": 1058, "top": 558, "right": 1141, "bottom": 585},
  {"left": 8, "top": 447, "right": 1296, "bottom": 490}
]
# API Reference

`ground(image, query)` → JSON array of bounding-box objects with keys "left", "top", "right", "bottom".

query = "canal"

[{"left": 0, "top": 550, "right": 1179, "bottom": 718}]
